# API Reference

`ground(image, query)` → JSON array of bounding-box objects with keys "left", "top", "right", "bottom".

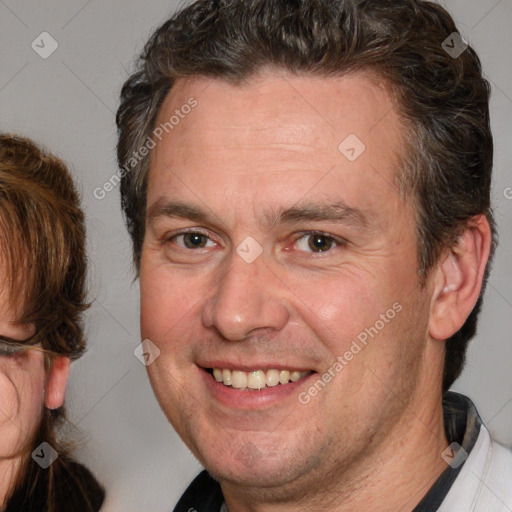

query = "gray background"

[{"left": 0, "top": 1, "right": 511, "bottom": 510}]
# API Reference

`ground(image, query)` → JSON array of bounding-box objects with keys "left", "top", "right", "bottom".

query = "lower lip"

[{"left": 200, "top": 368, "right": 315, "bottom": 410}]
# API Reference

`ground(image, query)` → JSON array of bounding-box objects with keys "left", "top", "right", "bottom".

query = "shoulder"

[
  {"left": 5, "top": 457, "right": 105, "bottom": 512},
  {"left": 55, "top": 458, "right": 106, "bottom": 511},
  {"left": 440, "top": 426, "right": 512, "bottom": 512},
  {"left": 486, "top": 440, "right": 512, "bottom": 491}
]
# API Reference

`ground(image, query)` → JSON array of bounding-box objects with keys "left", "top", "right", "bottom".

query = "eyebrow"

[
  {"left": 147, "top": 200, "right": 209, "bottom": 225},
  {"left": 146, "top": 199, "right": 368, "bottom": 230},
  {"left": 271, "top": 202, "right": 368, "bottom": 229}
]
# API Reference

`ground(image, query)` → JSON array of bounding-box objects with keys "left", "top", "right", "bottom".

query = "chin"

[
  {"left": 197, "top": 437, "right": 314, "bottom": 491},
  {"left": 208, "top": 461, "right": 293, "bottom": 488}
]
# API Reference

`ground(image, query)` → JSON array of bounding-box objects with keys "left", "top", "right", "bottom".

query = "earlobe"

[
  {"left": 45, "top": 356, "right": 70, "bottom": 410},
  {"left": 429, "top": 216, "right": 491, "bottom": 341}
]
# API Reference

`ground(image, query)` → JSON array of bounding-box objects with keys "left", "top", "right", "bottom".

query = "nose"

[{"left": 201, "top": 250, "right": 290, "bottom": 341}]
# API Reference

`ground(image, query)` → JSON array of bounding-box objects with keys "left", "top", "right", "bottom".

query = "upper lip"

[{"left": 198, "top": 361, "right": 316, "bottom": 372}]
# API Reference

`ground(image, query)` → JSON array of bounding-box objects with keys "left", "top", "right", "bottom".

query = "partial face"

[
  {"left": 0, "top": 288, "right": 45, "bottom": 461},
  {"left": 140, "top": 71, "right": 435, "bottom": 495}
]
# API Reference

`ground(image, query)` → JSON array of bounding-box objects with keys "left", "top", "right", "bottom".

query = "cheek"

[
  {"left": 139, "top": 263, "right": 204, "bottom": 340},
  {"left": 0, "top": 362, "right": 46, "bottom": 457},
  {"left": 0, "top": 372, "right": 22, "bottom": 426},
  {"left": 288, "top": 265, "right": 424, "bottom": 394},
  {"left": 140, "top": 274, "right": 174, "bottom": 340},
  {"left": 288, "top": 270, "right": 390, "bottom": 344}
]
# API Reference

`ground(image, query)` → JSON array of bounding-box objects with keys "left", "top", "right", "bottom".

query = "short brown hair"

[
  {"left": 0, "top": 134, "right": 104, "bottom": 511},
  {"left": 117, "top": 0, "right": 496, "bottom": 391}
]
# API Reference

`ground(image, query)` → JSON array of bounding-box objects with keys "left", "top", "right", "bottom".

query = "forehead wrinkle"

[
  {"left": 260, "top": 201, "right": 370, "bottom": 232},
  {"left": 146, "top": 198, "right": 372, "bottom": 236},
  {"left": 146, "top": 199, "right": 208, "bottom": 226}
]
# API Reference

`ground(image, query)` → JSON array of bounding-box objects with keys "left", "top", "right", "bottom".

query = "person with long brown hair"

[{"left": 0, "top": 134, "right": 105, "bottom": 511}]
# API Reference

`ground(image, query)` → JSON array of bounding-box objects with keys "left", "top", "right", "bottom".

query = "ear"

[
  {"left": 45, "top": 356, "right": 70, "bottom": 410},
  {"left": 429, "top": 215, "right": 492, "bottom": 341}
]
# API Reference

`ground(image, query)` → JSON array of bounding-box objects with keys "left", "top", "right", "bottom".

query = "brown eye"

[
  {"left": 183, "top": 233, "right": 208, "bottom": 248},
  {"left": 294, "top": 233, "right": 340, "bottom": 253},
  {"left": 308, "top": 234, "right": 335, "bottom": 252},
  {"left": 171, "top": 231, "right": 216, "bottom": 250}
]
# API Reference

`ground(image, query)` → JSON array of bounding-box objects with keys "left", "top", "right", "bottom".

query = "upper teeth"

[{"left": 212, "top": 368, "right": 309, "bottom": 390}]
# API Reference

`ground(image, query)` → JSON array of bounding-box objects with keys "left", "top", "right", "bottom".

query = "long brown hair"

[{"left": 0, "top": 134, "right": 104, "bottom": 511}]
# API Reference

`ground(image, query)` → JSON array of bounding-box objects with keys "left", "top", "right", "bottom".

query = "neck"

[{"left": 222, "top": 388, "right": 448, "bottom": 512}]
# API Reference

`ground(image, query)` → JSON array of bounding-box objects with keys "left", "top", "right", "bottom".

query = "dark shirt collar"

[{"left": 413, "top": 391, "right": 483, "bottom": 511}]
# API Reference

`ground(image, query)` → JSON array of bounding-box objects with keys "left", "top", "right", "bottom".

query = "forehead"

[{"left": 148, "top": 71, "right": 406, "bottom": 224}]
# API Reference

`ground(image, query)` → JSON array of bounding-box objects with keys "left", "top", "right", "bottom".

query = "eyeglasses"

[{"left": 0, "top": 332, "right": 47, "bottom": 357}]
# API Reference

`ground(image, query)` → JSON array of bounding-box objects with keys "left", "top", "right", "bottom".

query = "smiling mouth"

[{"left": 207, "top": 368, "right": 313, "bottom": 391}]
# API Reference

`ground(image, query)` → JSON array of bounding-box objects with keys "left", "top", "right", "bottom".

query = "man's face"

[{"left": 140, "top": 71, "right": 438, "bottom": 494}]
